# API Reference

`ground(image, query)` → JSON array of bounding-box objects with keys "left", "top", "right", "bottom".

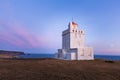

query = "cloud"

[
  {"left": 0, "top": 31, "right": 25, "bottom": 47},
  {"left": 0, "top": 19, "right": 60, "bottom": 50},
  {"left": 0, "top": 20, "right": 50, "bottom": 48},
  {"left": 0, "top": 0, "right": 60, "bottom": 52}
]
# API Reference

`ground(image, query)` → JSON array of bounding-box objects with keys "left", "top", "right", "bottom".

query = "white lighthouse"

[{"left": 56, "top": 21, "right": 94, "bottom": 60}]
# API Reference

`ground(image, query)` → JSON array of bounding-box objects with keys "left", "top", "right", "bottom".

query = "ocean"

[{"left": 19, "top": 53, "right": 120, "bottom": 61}]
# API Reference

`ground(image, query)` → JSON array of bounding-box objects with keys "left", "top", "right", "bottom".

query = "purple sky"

[{"left": 0, "top": 0, "right": 120, "bottom": 55}]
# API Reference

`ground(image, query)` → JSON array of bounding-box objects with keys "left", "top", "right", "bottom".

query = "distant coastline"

[{"left": 0, "top": 50, "right": 24, "bottom": 58}]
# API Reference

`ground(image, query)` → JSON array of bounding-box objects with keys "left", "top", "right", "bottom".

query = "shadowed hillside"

[{"left": 0, "top": 59, "right": 120, "bottom": 80}]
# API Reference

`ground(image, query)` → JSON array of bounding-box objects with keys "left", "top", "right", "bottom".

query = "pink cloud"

[
  {"left": 0, "top": 32, "right": 25, "bottom": 47},
  {"left": 7, "top": 22, "right": 39, "bottom": 47},
  {"left": 0, "top": 1, "right": 59, "bottom": 51},
  {"left": 0, "top": 20, "right": 49, "bottom": 48},
  {"left": 0, "top": 20, "right": 60, "bottom": 50}
]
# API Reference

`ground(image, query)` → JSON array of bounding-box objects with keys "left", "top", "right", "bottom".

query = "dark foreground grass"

[{"left": 0, "top": 58, "right": 120, "bottom": 80}]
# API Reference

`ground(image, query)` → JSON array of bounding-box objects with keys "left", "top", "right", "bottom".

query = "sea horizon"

[
  {"left": 19, "top": 53, "right": 120, "bottom": 61},
  {"left": 24, "top": 52, "right": 120, "bottom": 56}
]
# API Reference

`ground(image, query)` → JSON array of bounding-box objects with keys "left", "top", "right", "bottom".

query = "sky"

[{"left": 0, "top": 0, "right": 120, "bottom": 55}]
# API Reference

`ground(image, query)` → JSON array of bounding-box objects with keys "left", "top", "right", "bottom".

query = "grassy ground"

[{"left": 0, "top": 58, "right": 120, "bottom": 80}]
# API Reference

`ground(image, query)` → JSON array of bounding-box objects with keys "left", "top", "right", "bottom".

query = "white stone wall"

[
  {"left": 62, "top": 30, "right": 70, "bottom": 49},
  {"left": 68, "top": 22, "right": 85, "bottom": 49},
  {"left": 77, "top": 47, "right": 94, "bottom": 60},
  {"left": 62, "top": 22, "right": 85, "bottom": 49},
  {"left": 56, "top": 21, "right": 94, "bottom": 60},
  {"left": 66, "top": 53, "right": 76, "bottom": 60}
]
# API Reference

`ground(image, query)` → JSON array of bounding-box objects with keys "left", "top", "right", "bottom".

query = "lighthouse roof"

[
  {"left": 68, "top": 21, "right": 78, "bottom": 29},
  {"left": 71, "top": 21, "right": 78, "bottom": 28},
  {"left": 72, "top": 21, "right": 78, "bottom": 26}
]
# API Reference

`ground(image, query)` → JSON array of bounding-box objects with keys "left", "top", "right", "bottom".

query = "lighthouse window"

[
  {"left": 72, "top": 30, "right": 74, "bottom": 32},
  {"left": 81, "top": 31, "right": 83, "bottom": 34}
]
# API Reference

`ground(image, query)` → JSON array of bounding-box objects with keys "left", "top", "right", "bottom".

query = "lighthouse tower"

[{"left": 56, "top": 21, "right": 94, "bottom": 60}]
